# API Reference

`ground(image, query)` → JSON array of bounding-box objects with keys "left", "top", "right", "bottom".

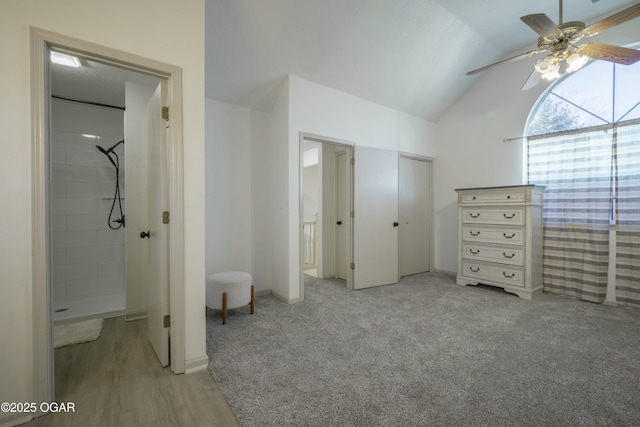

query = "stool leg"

[
  {"left": 250, "top": 285, "right": 255, "bottom": 315},
  {"left": 222, "top": 292, "right": 228, "bottom": 325}
]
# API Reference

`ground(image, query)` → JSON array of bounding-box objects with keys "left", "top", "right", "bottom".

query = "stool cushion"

[{"left": 206, "top": 271, "right": 252, "bottom": 310}]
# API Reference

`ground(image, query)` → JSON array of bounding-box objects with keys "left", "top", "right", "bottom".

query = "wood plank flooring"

[{"left": 25, "top": 317, "right": 240, "bottom": 427}]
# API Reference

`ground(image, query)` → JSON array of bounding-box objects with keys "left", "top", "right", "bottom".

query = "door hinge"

[
  {"left": 163, "top": 314, "right": 170, "bottom": 328},
  {"left": 162, "top": 211, "right": 170, "bottom": 224},
  {"left": 350, "top": 210, "right": 355, "bottom": 218},
  {"left": 350, "top": 262, "right": 355, "bottom": 270},
  {"left": 350, "top": 158, "right": 355, "bottom": 166},
  {"left": 162, "top": 106, "right": 169, "bottom": 121}
]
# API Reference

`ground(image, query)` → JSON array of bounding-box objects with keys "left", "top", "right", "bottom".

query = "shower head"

[
  {"left": 96, "top": 145, "right": 117, "bottom": 168},
  {"left": 108, "top": 140, "right": 124, "bottom": 152},
  {"left": 96, "top": 145, "right": 110, "bottom": 156}
]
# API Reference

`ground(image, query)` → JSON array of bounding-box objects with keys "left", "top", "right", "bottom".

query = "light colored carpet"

[
  {"left": 54, "top": 318, "right": 104, "bottom": 348},
  {"left": 207, "top": 272, "right": 640, "bottom": 427}
]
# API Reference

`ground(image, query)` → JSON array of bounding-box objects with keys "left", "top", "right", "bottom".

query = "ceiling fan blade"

[
  {"left": 466, "top": 49, "right": 541, "bottom": 76},
  {"left": 521, "top": 70, "right": 542, "bottom": 91},
  {"left": 584, "top": 2, "right": 640, "bottom": 36},
  {"left": 579, "top": 43, "right": 640, "bottom": 65},
  {"left": 520, "top": 14, "right": 561, "bottom": 38}
]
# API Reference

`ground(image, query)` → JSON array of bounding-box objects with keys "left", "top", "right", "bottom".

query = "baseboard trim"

[
  {"left": 125, "top": 310, "right": 148, "bottom": 322},
  {"left": 184, "top": 355, "right": 210, "bottom": 374},
  {"left": 255, "top": 289, "right": 271, "bottom": 298},
  {"left": 0, "top": 413, "right": 33, "bottom": 427},
  {"left": 271, "top": 291, "right": 300, "bottom": 304}
]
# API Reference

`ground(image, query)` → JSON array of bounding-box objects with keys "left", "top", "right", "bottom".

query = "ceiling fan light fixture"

[
  {"left": 535, "top": 55, "right": 561, "bottom": 80},
  {"left": 566, "top": 52, "right": 588, "bottom": 73}
]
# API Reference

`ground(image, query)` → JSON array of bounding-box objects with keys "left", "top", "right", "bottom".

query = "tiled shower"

[{"left": 51, "top": 98, "right": 126, "bottom": 322}]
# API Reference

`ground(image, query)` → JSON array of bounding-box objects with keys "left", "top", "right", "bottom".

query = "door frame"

[
  {"left": 299, "top": 132, "right": 354, "bottom": 300},
  {"left": 398, "top": 152, "right": 435, "bottom": 276},
  {"left": 30, "top": 27, "right": 186, "bottom": 407}
]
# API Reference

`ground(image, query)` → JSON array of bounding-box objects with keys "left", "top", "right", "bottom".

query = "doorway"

[
  {"left": 300, "top": 134, "right": 354, "bottom": 299},
  {"left": 31, "top": 28, "right": 187, "bottom": 407},
  {"left": 399, "top": 154, "right": 433, "bottom": 277}
]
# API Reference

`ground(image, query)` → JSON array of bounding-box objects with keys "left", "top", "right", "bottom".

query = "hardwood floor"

[{"left": 25, "top": 317, "right": 240, "bottom": 427}]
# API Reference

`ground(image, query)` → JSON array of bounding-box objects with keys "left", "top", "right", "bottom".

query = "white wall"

[
  {"left": 0, "top": 1, "right": 204, "bottom": 423},
  {"left": 433, "top": 26, "right": 640, "bottom": 275},
  {"left": 204, "top": 99, "right": 254, "bottom": 285}
]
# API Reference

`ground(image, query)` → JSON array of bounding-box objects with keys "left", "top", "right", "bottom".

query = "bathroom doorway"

[{"left": 32, "top": 29, "right": 187, "bottom": 406}]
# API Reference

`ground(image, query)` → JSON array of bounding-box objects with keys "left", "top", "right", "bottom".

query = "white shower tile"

[
  {"left": 52, "top": 198, "right": 97, "bottom": 215},
  {"left": 66, "top": 182, "right": 99, "bottom": 198},
  {"left": 99, "top": 245, "right": 126, "bottom": 263},
  {"left": 52, "top": 265, "right": 66, "bottom": 283},
  {"left": 98, "top": 260, "right": 125, "bottom": 278},
  {"left": 97, "top": 229, "right": 125, "bottom": 245},
  {"left": 98, "top": 166, "right": 117, "bottom": 183},
  {"left": 52, "top": 231, "right": 97, "bottom": 248},
  {"left": 52, "top": 215, "right": 67, "bottom": 231},
  {"left": 67, "top": 214, "right": 102, "bottom": 231},
  {"left": 52, "top": 164, "right": 97, "bottom": 183},
  {"left": 65, "top": 278, "right": 101, "bottom": 297},
  {"left": 52, "top": 248, "right": 66, "bottom": 265},
  {"left": 67, "top": 147, "right": 107, "bottom": 168},
  {"left": 63, "top": 262, "right": 99, "bottom": 281},
  {"left": 66, "top": 246, "right": 100, "bottom": 264},
  {"left": 52, "top": 281, "right": 67, "bottom": 300},
  {"left": 51, "top": 148, "right": 66, "bottom": 165},
  {"left": 51, "top": 183, "right": 67, "bottom": 199}
]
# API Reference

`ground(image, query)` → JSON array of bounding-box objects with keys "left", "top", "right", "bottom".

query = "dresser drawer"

[
  {"left": 462, "top": 226, "right": 525, "bottom": 246},
  {"left": 460, "top": 189, "right": 525, "bottom": 205},
  {"left": 462, "top": 261, "right": 524, "bottom": 287},
  {"left": 462, "top": 208, "right": 525, "bottom": 226},
  {"left": 462, "top": 243, "right": 524, "bottom": 266}
]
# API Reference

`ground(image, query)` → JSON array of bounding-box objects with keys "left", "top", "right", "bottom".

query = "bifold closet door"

[
  {"left": 353, "top": 146, "right": 398, "bottom": 289},
  {"left": 399, "top": 156, "right": 431, "bottom": 277}
]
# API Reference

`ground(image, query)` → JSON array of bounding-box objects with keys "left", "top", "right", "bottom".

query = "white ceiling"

[{"left": 204, "top": 0, "right": 640, "bottom": 121}]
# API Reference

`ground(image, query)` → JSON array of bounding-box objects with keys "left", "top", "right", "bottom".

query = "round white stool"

[{"left": 206, "top": 271, "right": 254, "bottom": 325}]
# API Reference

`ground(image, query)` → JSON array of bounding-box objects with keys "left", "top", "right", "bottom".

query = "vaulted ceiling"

[{"left": 204, "top": 0, "right": 640, "bottom": 121}]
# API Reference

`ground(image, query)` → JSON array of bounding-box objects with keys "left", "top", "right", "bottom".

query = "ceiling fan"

[{"left": 466, "top": 0, "right": 640, "bottom": 89}]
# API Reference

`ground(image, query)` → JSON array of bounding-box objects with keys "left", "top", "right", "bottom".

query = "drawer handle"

[
  {"left": 469, "top": 249, "right": 480, "bottom": 255},
  {"left": 469, "top": 267, "right": 480, "bottom": 273},
  {"left": 469, "top": 231, "right": 481, "bottom": 237},
  {"left": 503, "top": 233, "right": 516, "bottom": 239},
  {"left": 502, "top": 272, "right": 515, "bottom": 278},
  {"left": 503, "top": 213, "right": 516, "bottom": 219},
  {"left": 507, "top": 195, "right": 511, "bottom": 199},
  {"left": 472, "top": 196, "right": 476, "bottom": 200},
  {"left": 469, "top": 213, "right": 480, "bottom": 218},
  {"left": 502, "top": 252, "right": 515, "bottom": 259}
]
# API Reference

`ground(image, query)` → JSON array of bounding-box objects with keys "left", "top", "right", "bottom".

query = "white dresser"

[{"left": 455, "top": 185, "right": 545, "bottom": 300}]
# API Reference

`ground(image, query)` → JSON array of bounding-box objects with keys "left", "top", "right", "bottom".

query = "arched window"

[
  {"left": 525, "top": 49, "right": 640, "bottom": 308},
  {"left": 527, "top": 57, "right": 640, "bottom": 136}
]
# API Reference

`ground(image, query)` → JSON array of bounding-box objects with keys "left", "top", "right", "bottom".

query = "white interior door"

[
  {"left": 353, "top": 146, "right": 398, "bottom": 289},
  {"left": 399, "top": 156, "right": 431, "bottom": 277},
  {"left": 336, "top": 151, "right": 349, "bottom": 280},
  {"left": 146, "top": 82, "right": 170, "bottom": 367}
]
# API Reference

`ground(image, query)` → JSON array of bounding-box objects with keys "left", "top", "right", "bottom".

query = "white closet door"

[
  {"left": 336, "top": 151, "right": 349, "bottom": 280},
  {"left": 353, "top": 146, "right": 398, "bottom": 289},
  {"left": 399, "top": 156, "right": 431, "bottom": 277}
]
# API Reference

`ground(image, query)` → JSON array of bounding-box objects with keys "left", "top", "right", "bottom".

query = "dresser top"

[{"left": 455, "top": 184, "right": 545, "bottom": 192}]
